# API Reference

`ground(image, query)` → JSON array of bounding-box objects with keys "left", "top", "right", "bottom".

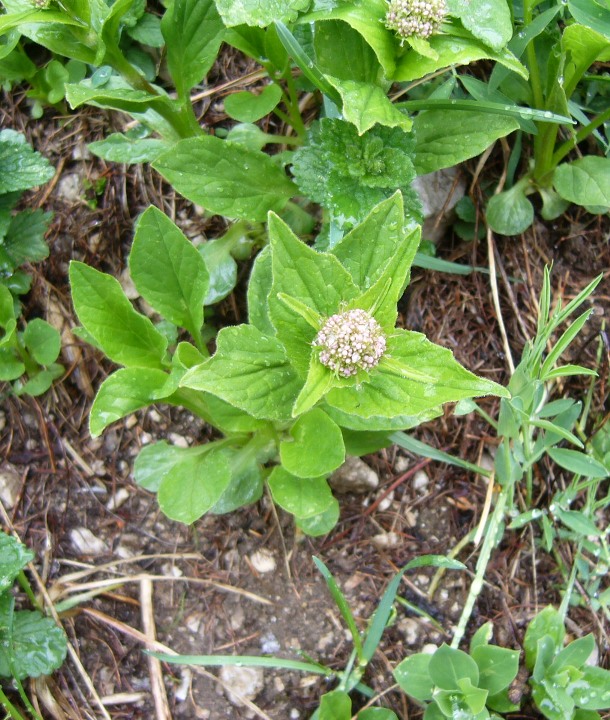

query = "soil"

[{"left": 1, "top": 55, "right": 609, "bottom": 720}]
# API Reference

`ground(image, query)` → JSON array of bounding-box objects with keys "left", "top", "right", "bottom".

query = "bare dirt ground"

[{"left": 1, "top": 62, "right": 609, "bottom": 720}]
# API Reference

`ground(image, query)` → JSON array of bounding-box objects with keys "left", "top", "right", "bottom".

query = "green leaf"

[
  {"left": 0, "top": 606, "right": 67, "bottom": 680},
  {"left": 16, "top": 368, "right": 58, "bottom": 396},
  {"left": 157, "top": 445, "right": 232, "bottom": 523},
  {"left": 553, "top": 508, "right": 604, "bottom": 537},
  {"left": 0, "top": 209, "right": 51, "bottom": 273},
  {"left": 247, "top": 246, "right": 275, "bottom": 336},
  {"left": 470, "top": 622, "right": 493, "bottom": 652},
  {"left": 330, "top": 193, "right": 408, "bottom": 288},
  {"left": 211, "top": 449, "right": 264, "bottom": 514},
  {"left": 88, "top": 133, "right": 171, "bottom": 163},
  {"left": 267, "top": 213, "right": 358, "bottom": 375},
  {"left": 89, "top": 368, "right": 170, "bottom": 437},
  {"left": 179, "top": 324, "right": 302, "bottom": 421},
  {"left": 0, "top": 348, "right": 25, "bottom": 381},
  {"left": 358, "top": 709, "right": 399, "bottom": 720},
  {"left": 292, "top": 119, "right": 420, "bottom": 230},
  {"left": 313, "top": 18, "right": 381, "bottom": 84},
  {"left": 319, "top": 690, "right": 352, "bottom": 720},
  {"left": 69, "top": 261, "right": 168, "bottom": 369},
  {"left": 524, "top": 606, "right": 565, "bottom": 671},
  {"left": 568, "top": 0, "right": 610, "bottom": 41},
  {"left": 215, "top": 0, "right": 309, "bottom": 26},
  {"left": 268, "top": 467, "right": 335, "bottom": 519},
  {"left": 130, "top": 206, "right": 209, "bottom": 336},
  {"left": 199, "top": 235, "right": 238, "bottom": 305},
  {"left": 395, "top": 34, "right": 527, "bottom": 81},
  {"left": 472, "top": 645, "right": 520, "bottom": 695},
  {"left": 326, "top": 329, "right": 508, "bottom": 420},
  {"left": 572, "top": 666, "right": 610, "bottom": 709},
  {"left": 486, "top": 182, "right": 535, "bottom": 236},
  {"left": 0, "top": 532, "right": 33, "bottom": 593},
  {"left": 446, "top": 0, "right": 512, "bottom": 51},
  {"left": 327, "top": 76, "right": 412, "bottom": 135},
  {"left": 65, "top": 78, "right": 173, "bottom": 113},
  {"left": 548, "top": 448, "right": 609, "bottom": 478},
  {"left": 134, "top": 441, "right": 186, "bottom": 492},
  {"left": 279, "top": 408, "right": 345, "bottom": 477},
  {"left": 161, "top": 0, "right": 224, "bottom": 100},
  {"left": 22, "top": 318, "right": 60, "bottom": 366},
  {"left": 429, "top": 644, "right": 480, "bottom": 690},
  {"left": 553, "top": 157, "right": 610, "bottom": 210},
  {"left": 295, "top": 498, "right": 340, "bottom": 536},
  {"left": 0, "top": 129, "right": 55, "bottom": 193},
  {"left": 413, "top": 111, "right": 519, "bottom": 175},
  {"left": 394, "top": 653, "right": 434, "bottom": 701},
  {"left": 127, "top": 12, "right": 164, "bottom": 46},
  {"left": 224, "top": 84, "right": 283, "bottom": 122},
  {"left": 549, "top": 634, "right": 595, "bottom": 674},
  {"left": 153, "top": 136, "right": 296, "bottom": 222}
]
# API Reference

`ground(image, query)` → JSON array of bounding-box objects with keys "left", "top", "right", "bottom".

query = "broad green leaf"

[
  {"left": 0, "top": 129, "right": 55, "bottom": 193},
  {"left": 23, "top": 318, "right": 60, "bottom": 366},
  {"left": 295, "top": 497, "right": 340, "bottom": 536},
  {"left": 524, "top": 606, "right": 565, "bottom": 671},
  {"left": 157, "top": 445, "right": 232, "bottom": 523},
  {"left": 247, "top": 246, "right": 275, "bottom": 336},
  {"left": 319, "top": 690, "right": 351, "bottom": 720},
  {"left": 394, "top": 35, "right": 527, "bottom": 82},
  {"left": 302, "top": 0, "right": 398, "bottom": 78},
  {"left": 88, "top": 133, "right": 171, "bottom": 163},
  {"left": 553, "top": 508, "right": 604, "bottom": 536},
  {"left": 446, "top": 0, "right": 512, "bottom": 51},
  {"left": 215, "top": 0, "right": 309, "bottom": 26},
  {"left": 486, "top": 183, "right": 535, "bottom": 236},
  {"left": 0, "top": 607, "right": 67, "bottom": 680},
  {"left": 152, "top": 136, "right": 296, "bottom": 221},
  {"left": 0, "top": 532, "right": 33, "bottom": 593},
  {"left": 327, "top": 76, "right": 412, "bottom": 134},
  {"left": 327, "top": 404, "right": 441, "bottom": 432},
  {"left": 1, "top": 209, "right": 52, "bottom": 272},
  {"left": 471, "top": 645, "right": 520, "bottom": 695},
  {"left": 161, "top": 0, "right": 225, "bottom": 99},
  {"left": 562, "top": 24, "right": 610, "bottom": 96},
  {"left": 429, "top": 644, "right": 479, "bottom": 690},
  {"left": 16, "top": 369, "right": 57, "bottom": 397},
  {"left": 325, "top": 329, "right": 508, "bottom": 420},
  {"left": 179, "top": 324, "right": 302, "bottom": 421},
  {"left": 313, "top": 18, "right": 381, "bottom": 84},
  {"left": 279, "top": 408, "right": 345, "bottom": 477},
  {"left": 69, "top": 261, "right": 168, "bottom": 369},
  {"left": 470, "top": 623, "right": 493, "bottom": 652},
  {"left": 130, "top": 206, "right": 209, "bottom": 336},
  {"left": 0, "top": 348, "right": 24, "bottom": 381},
  {"left": 341, "top": 428, "right": 393, "bottom": 455},
  {"left": 572, "top": 666, "right": 610, "bottom": 709},
  {"left": 268, "top": 467, "right": 335, "bottom": 519},
  {"left": 196, "top": 393, "right": 270, "bottom": 435},
  {"left": 224, "top": 84, "right": 283, "bottom": 122},
  {"left": 134, "top": 441, "right": 186, "bottom": 492},
  {"left": 413, "top": 110, "right": 519, "bottom": 174},
  {"left": 210, "top": 448, "right": 264, "bottom": 514},
  {"left": 89, "top": 368, "right": 170, "bottom": 437},
  {"left": 548, "top": 447, "right": 609, "bottom": 478},
  {"left": 549, "top": 634, "right": 595, "bottom": 674},
  {"left": 568, "top": 0, "right": 610, "bottom": 41},
  {"left": 267, "top": 213, "right": 359, "bottom": 376},
  {"left": 331, "top": 193, "right": 410, "bottom": 289},
  {"left": 199, "top": 235, "right": 238, "bottom": 305},
  {"left": 359, "top": 709, "right": 399, "bottom": 720},
  {"left": 394, "top": 653, "right": 434, "bottom": 701},
  {"left": 553, "top": 157, "right": 610, "bottom": 210},
  {"left": 127, "top": 12, "right": 164, "bottom": 46}
]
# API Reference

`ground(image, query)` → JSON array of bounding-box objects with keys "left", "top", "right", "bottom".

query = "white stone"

[
  {"left": 106, "top": 489, "right": 130, "bottom": 511},
  {"left": 70, "top": 527, "right": 109, "bottom": 556},
  {"left": 249, "top": 549, "right": 276, "bottom": 574},
  {"left": 377, "top": 490, "right": 395, "bottom": 511},
  {"left": 413, "top": 167, "right": 466, "bottom": 243},
  {"left": 398, "top": 617, "right": 419, "bottom": 645},
  {"left": 412, "top": 470, "right": 429, "bottom": 492},
  {"left": 0, "top": 463, "right": 21, "bottom": 509},
  {"left": 422, "top": 643, "right": 438, "bottom": 654},
  {"left": 330, "top": 456, "right": 379, "bottom": 493},
  {"left": 394, "top": 455, "right": 410, "bottom": 474},
  {"left": 57, "top": 173, "right": 82, "bottom": 203},
  {"left": 174, "top": 668, "right": 191, "bottom": 702},
  {"left": 168, "top": 433, "right": 189, "bottom": 448},
  {"left": 371, "top": 531, "right": 400, "bottom": 549},
  {"left": 219, "top": 665, "right": 264, "bottom": 706},
  {"left": 119, "top": 268, "right": 139, "bottom": 300}
]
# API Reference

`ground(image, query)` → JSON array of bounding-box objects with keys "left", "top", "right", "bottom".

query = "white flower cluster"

[
  {"left": 385, "top": 0, "right": 447, "bottom": 39},
  {"left": 315, "top": 309, "right": 386, "bottom": 378}
]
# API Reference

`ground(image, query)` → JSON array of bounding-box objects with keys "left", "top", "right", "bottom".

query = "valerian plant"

[{"left": 71, "top": 193, "right": 508, "bottom": 534}]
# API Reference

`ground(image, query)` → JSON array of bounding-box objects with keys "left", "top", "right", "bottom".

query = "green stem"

[
  {"left": 15, "top": 571, "right": 41, "bottom": 613},
  {"left": 282, "top": 72, "right": 307, "bottom": 138},
  {"left": 551, "top": 106, "right": 610, "bottom": 167},
  {"left": 451, "top": 488, "right": 508, "bottom": 648},
  {"left": 11, "top": 679, "right": 43, "bottom": 720},
  {"left": 0, "top": 686, "right": 27, "bottom": 720}
]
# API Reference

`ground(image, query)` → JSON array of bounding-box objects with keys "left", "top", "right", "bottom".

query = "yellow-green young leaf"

[
  {"left": 180, "top": 324, "right": 302, "bottom": 422},
  {"left": 446, "top": 0, "right": 512, "bottom": 51},
  {"left": 268, "top": 467, "right": 335, "bottom": 519},
  {"left": 152, "top": 136, "right": 296, "bottom": 222},
  {"left": 280, "top": 409, "right": 345, "bottom": 477},
  {"left": 69, "top": 261, "right": 168, "bottom": 369},
  {"left": 130, "top": 206, "right": 209, "bottom": 336},
  {"left": 158, "top": 446, "right": 231, "bottom": 524},
  {"left": 318, "top": 690, "right": 352, "bottom": 720},
  {"left": 471, "top": 645, "right": 520, "bottom": 696},
  {"left": 89, "top": 368, "right": 170, "bottom": 437},
  {"left": 325, "top": 329, "right": 508, "bottom": 420},
  {"left": 429, "top": 645, "right": 479, "bottom": 690},
  {"left": 161, "top": 0, "right": 225, "bottom": 100},
  {"left": 523, "top": 607, "right": 565, "bottom": 670}
]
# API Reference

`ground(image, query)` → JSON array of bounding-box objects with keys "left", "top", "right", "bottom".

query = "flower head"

[
  {"left": 385, "top": 0, "right": 447, "bottom": 40},
  {"left": 315, "top": 309, "right": 386, "bottom": 378}
]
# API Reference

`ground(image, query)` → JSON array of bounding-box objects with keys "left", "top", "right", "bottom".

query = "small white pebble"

[
  {"left": 249, "top": 549, "right": 276, "bottom": 574},
  {"left": 412, "top": 470, "right": 429, "bottom": 492}
]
